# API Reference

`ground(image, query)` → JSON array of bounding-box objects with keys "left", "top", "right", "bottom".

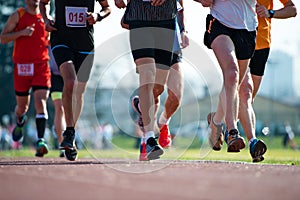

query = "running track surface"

[{"left": 0, "top": 158, "right": 299, "bottom": 200}]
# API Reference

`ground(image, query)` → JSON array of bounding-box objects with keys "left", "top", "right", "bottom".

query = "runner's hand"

[
  {"left": 256, "top": 3, "right": 269, "bottom": 18},
  {"left": 115, "top": 0, "right": 126, "bottom": 8},
  {"left": 86, "top": 12, "right": 97, "bottom": 25},
  {"left": 44, "top": 19, "right": 57, "bottom": 32},
  {"left": 22, "top": 24, "right": 35, "bottom": 36},
  {"left": 181, "top": 31, "right": 189, "bottom": 49},
  {"left": 194, "top": 0, "right": 213, "bottom": 7}
]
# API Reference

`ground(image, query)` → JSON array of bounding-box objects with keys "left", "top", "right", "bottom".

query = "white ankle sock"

[
  {"left": 141, "top": 137, "right": 146, "bottom": 144},
  {"left": 249, "top": 137, "right": 256, "bottom": 145},
  {"left": 159, "top": 112, "right": 170, "bottom": 125},
  {"left": 145, "top": 131, "right": 155, "bottom": 142}
]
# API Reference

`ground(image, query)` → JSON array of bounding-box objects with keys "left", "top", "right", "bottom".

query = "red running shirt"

[{"left": 13, "top": 8, "right": 49, "bottom": 63}]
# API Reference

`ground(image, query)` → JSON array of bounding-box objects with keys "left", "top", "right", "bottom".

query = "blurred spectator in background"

[
  {"left": 0, "top": 115, "right": 13, "bottom": 150},
  {"left": 102, "top": 122, "right": 113, "bottom": 149},
  {"left": 283, "top": 122, "right": 298, "bottom": 150}
]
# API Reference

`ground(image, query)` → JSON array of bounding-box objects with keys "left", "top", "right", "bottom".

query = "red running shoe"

[
  {"left": 139, "top": 142, "right": 148, "bottom": 161},
  {"left": 158, "top": 124, "right": 172, "bottom": 148}
]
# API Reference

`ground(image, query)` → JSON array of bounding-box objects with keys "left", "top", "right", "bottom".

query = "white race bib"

[
  {"left": 65, "top": 6, "right": 87, "bottom": 27},
  {"left": 17, "top": 63, "right": 34, "bottom": 76}
]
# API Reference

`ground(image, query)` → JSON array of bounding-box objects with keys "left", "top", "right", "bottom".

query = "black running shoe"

[
  {"left": 12, "top": 115, "right": 27, "bottom": 142},
  {"left": 131, "top": 96, "right": 144, "bottom": 132},
  {"left": 64, "top": 148, "right": 78, "bottom": 161},
  {"left": 59, "top": 150, "right": 65, "bottom": 158},
  {"left": 60, "top": 130, "right": 77, "bottom": 161},
  {"left": 12, "top": 126, "right": 23, "bottom": 142},
  {"left": 146, "top": 137, "right": 164, "bottom": 160},
  {"left": 250, "top": 139, "right": 267, "bottom": 163}
]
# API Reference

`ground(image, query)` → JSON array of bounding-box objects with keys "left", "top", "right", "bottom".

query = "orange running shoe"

[
  {"left": 158, "top": 124, "right": 172, "bottom": 148},
  {"left": 225, "top": 129, "right": 245, "bottom": 152},
  {"left": 207, "top": 112, "right": 224, "bottom": 151}
]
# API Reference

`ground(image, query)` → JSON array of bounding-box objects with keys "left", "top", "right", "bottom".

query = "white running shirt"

[{"left": 210, "top": 0, "right": 258, "bottom": 31}]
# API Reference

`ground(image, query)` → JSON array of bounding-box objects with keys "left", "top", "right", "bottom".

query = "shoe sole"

[
  {"left": 64, "top": 148, "right": 78, "bottom": 161},
  {"left": 158, "top": 125, "right": 172, "bottom": 148},
  {"left": 147, "top": 146, "right": 164, "bottom": 160},
  {"left": 253, "top": 155, "right": 264, "bottom": 163},
  {"left": 140, "top": 143, "right": 148, "bottom": 161},
  {"left": 158, "top": 137, "right": 172, "bottom": 149},
  {"left": 209, "top": 132, "right": 224, "bottom": 151},
  {"left": 13, "top": 116, "right": 28, "bottom": 141},
  {"left": 60, "top": 145, "right": 77, "bottom": 161},
  {"left": 131, "top": 97, "right": 145, "bottom": 132},
  {"left": 12, "top": 128, "right": 23, "bottom": 142},
  {"left": 207, "top": 112, "right": 223, "bottom": 151},
  {"left": 139, "top": 154, "right": 148, "bottom": 161},
  {"left": 211, "top": 143, "right": 222, "bottom": 151},
  {"left": 227, "top": 137, "right": 246, "bottom": 152},
  {"left": 35, "top": 145, "right": 48, "bottom": 157},
  {"left": 131, "top": 96, "right": 141, "bottom": 115},
  {"left": 251, "top": 140, "right": 267, "bottom": 163},
  {"left": 59, "top": 150, "right": 65, "bottom": 158}
]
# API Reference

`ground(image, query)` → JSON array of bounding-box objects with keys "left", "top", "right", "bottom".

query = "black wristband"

[
  {"left": 97, "top": 13, "right": 103, "bottom": 22},
  {"left": 268, "top": 9, "right": 275, "bottom": 18}
]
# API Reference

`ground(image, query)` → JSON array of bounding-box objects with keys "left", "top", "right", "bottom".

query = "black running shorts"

[
  {"left": 129, "top": 20, "right": 176, "bottom": 70},
  {"left": 51, "top": 45, "right": 94, "bottom": 82},
  {"left": 204, "top": 14, "right": 256, "bottom": 60},
  {"left": 249, "top": 48, "right": 270, "bottom": 76},
  {"left": 50, "top": 73, "right": 64, "bottom": 93}
]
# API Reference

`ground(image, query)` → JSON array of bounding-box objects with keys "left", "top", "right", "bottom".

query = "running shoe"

[
  {"left": 225, "top": 129, "right": 246, "bottom": 152},
  {"left": 12, "top": 115, "right": 27, "bottom": 142},
  {"left": 35, "top": 138, "right": 49, "bottom": 157},
  {"left": 60, "top": 130, "right": 78, "bottom": 161},
  {"left": 59, "top": 150, "right": 65, "bottom": 158},
  {"left": 207, "top": 112, "right": 224, "bottom": 151},
  {"left": 146, "top": 137, "right": 164, "bottom": 160},
  {"left": 131, "top": 96, "right": 144, "bottom": 132},
  {"left": 250, "top": 139, "right": 267, "bottom": 162},
  {"left": 139, "top": 142, "right": 148, "bottom": 161},
  {"left": 158, "top": 124, "right": 172, "bottom": 148},
  {"left": 12, "top": 126, "right": 23, "bottom": 142}
]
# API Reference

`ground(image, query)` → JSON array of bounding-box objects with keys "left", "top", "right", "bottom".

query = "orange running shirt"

[
  {"left": 13, "top": 7, "right": 49, "bottom": 63},
  {"left": 256, "top": 0, "right": 289, "bottom": 50}
]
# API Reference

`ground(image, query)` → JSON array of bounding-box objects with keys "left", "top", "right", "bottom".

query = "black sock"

[
  {"left": 36, "top": 114, "right": 47, "bottom": 139},
  {"left": 66, "top": 127, "right": 75, "bottom": 134}
]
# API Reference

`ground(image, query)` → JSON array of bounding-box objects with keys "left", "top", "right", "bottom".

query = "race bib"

[
  {"left": 17, "top": 63, "right": 34, "bottom": 76},
  {"left": 65, "top": 6, "right": 87, "bottom": 27}
]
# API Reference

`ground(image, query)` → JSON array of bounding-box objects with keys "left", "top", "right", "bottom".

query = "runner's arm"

[
  {"left": 39, "top": 0, "right": 57, "bottom": 32},
  {"left": 87, "top": 0, "right": 111, "bottom": 25},
  {"left": 0, "top": 11, "right": 33, "bottom": 44}
]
